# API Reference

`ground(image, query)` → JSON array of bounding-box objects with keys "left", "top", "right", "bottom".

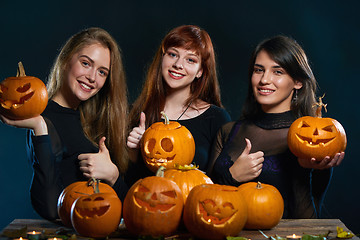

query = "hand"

[
  {"left": 127, "top": 112, "right": 146, "bottom": 149},
  {"left": 78, "top": 137, "right": 119, "bottom": 186},
  {"left": 298, "top": 152, "right": 345, "bottom": 169},
  {"left": 0, "top": 114, "right": 48, "bottom": 136},
  {"left": 229, "top": 138, "right": 264, "bottom": 183}
]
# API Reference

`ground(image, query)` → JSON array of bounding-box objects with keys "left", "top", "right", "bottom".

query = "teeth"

[
  {"left": 259, "top": 89, "right": 274, "bottom": 93},
  {"left": 170, "top": 71, "right": 183, "bottom": 77},
  {"left": 80, "top": 83, "right": 91, "bottom": 90}
]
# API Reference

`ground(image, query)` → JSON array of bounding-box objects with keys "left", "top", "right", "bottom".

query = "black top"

[
  {"left": 208, "top": 111, "right": 332, "bottom": 218},
  {"left": 124, "top": 105, "right": 231, "bottom": 187},
  {"left": 27, "top": 101, "right": 128, "bottom": 220}
]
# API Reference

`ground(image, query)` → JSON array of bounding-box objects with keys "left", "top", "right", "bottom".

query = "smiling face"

[
  {"left": 251, "top": 50, "right": 302, "bottom": 113},
  {"left": 161, "top": 47, "right": 203, "bottom": 94},
  {"left": 54, "top": 43, "right": 110, "bottom": 109}
]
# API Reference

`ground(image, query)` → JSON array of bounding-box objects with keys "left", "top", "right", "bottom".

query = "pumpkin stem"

[
  {"left": 16, "top": 62, "right": 26, "bottom": 77},
  {"left": 312, "top": 94, "right": 328, "bottom": 118},
  {"left": 160, "top": 111, "right": 169, "bottom": 125},
  {"left": 88, "top": 177, "right": 100, "bottom": 193},
  {"left": 256, "top": 181, "right": 263, "bottom": 189},
  {"left": 156, "top": 166, "right": 166, "bottom": 177}
]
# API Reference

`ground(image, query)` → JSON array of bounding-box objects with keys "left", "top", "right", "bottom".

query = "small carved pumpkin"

[
  {"left": 288, "top": 96, "right": 347, "bottom": 160},
  {"left": 163, "top": 164, "right": 213, "bottom": 204},
  {"left": 141, "top": 111, "right": 195, "bottom": 172},
  {"left": 57, "top": 178, "right": 116, "bottom": 227},
  {"left": 183, "top": 184, "right": 247, "bottom": 240},
  {"left": 122, "top": 166, "right": 184, "bottom": 237},
  {"left": 238, "top": 182, "right": 284, "bottom": 229},
  {"left": 0, "top": 62, "right": 47, "bottom": 119},
  {"left": 71, "top": 192, "right": 122, "bottom": 238}
]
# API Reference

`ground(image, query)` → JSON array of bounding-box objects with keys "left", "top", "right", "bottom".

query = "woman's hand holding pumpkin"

[
  {"left": 229, "top": 138, "right": 264, "bottom": 183},
  {"left": 78, "top": 137, "right": 119, "bottom": 186},
  {"left": 0, "top": 114, "right": 48, "bottom": 136},
  {"left": 298, "top": 152, "right": 345, "bottom": 169},
  {"left": 127, "top": 112, "right": 146, "bottom": 149}
]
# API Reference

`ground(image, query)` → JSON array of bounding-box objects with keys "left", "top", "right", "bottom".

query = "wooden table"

[{"left": 1, "top": 219, "right": 358, "bottom": 240}]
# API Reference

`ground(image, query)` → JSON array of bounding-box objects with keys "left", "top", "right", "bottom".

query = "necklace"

[{"left": 177, "top": 100, "right": 193, "bottom": 121}]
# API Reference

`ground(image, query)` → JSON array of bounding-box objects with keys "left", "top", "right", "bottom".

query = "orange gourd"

[
  {"left": 141, "top": 111, "right": 195, "bottom": 172},
  {"left": 163, "top": 164, "right": 213, "bottom": 204},
  {"left": 238, "top": 181, "right": 284, "bottom": 229},
  {"left": 57, "top": 178, "right": 116, "bottom": 227},
  {"left": 0, "top": 62, "right": 47, "bottom": 119},
  {"left": 122, "top": 166, "right": 184, "bottom": 237},
  {"left": 183, "top": 184, "right": 247, "bottom": 240},
  {"left": 288, "top": 95, "right": 347, "bottom": 160}
]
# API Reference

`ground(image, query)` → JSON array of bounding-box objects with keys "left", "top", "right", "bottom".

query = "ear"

[
  {"left": 196, "top": 68, "right": 203, "bottom": 79},
  {"left": 294, "top": 80, "right": 303, "bottom": 90}
]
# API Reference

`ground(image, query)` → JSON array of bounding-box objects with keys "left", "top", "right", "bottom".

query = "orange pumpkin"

[
  {"left": 163, "top": 164, "right": 213, "bottom": 204},
  {"left": 288, "top": 96, "right": 347, "bottom": 160},
  {"left": 122, "top": 166, "right": 184, "bottom": 237},
  {"left": 57, "top": 178, "right": 116, "bottom": 227},
  {"left": 71, "top": 192, "right": 122, "bottom": 238},
  {"left": 0, "top": 62, "right": 47, "bottom": 120},
  {"left": 183, "top": 184, "right": 247, "bottom": 240},
  {"left": 238, "top": 182, "right": 284, "bottom": 229},
  {"left": 141, "top": 111, "right": 195, "bottom": 172}
]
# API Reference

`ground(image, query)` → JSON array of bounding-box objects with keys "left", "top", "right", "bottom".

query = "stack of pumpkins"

[{"left": 122, "top": 112, "right": 285, "bottom": 240}]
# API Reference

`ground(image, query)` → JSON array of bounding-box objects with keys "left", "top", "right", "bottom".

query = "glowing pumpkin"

[
  {"left": 163, "top": 164, "right": 213, "bottom": 204},
  {"left": 238, "top": 182, "right": 283, "bottom": 229},
  {"left": 57, "top": 178, "right": 116, "bottom": 227},
  {"left": 0, "top": 62, "right": 47, "bottom": 120},
  {"left": 71, "top": 192, "right": 122, "bottom": 238},
  {"left": 122, "top": 166, "right": 184, "bottom": 237},
  {"left": 288, "top": 96, "right": 347, "bottom": 160},
  {"left": 183, "top": 184, "right": 247, "bottom": 240},
  {"left": 141, "top": 111, "right": 195, "bottom": 172}
]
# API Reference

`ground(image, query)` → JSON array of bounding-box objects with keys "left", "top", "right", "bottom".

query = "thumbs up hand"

[
  {"left": 229, "top": 138, "right": 264, "bottom": 183},
  {"left": 127, "top": 112, "right": 146, "bottom": 149},
  {"left": 78, "top": 136, "right": 119, "bottom": 185}
]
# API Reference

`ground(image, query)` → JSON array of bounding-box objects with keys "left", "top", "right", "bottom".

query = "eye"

[
  {"left": 81, "top": 60, "right": 90, "bottom": 67},
  {"left": 202, "top": 199, "right": 216, "bottom": 207},
  {"left": 161, "top": 190, "right": 177, "bottom": 199},
  {"left": 301, "top": 121, "right": 310, "bottom": 128},
  {"left": 16, "top": 83, "right": 31, "bottom": 93},
  {"left": 146, "top": 138, "right": 156, "bottom": 152},
  {"left": 322, "top": 125, "right": 334, "bottom": 132},
  {"left": 138, "top": 185, "right": 150, "bottom": 193},
  {"left": 253, "top": 67, "right": 263, "bottom": 73},
  {"left": 161, "top": 138, "right": 173, "bottom": 152},
  {"left": 222, "top": 202, "right": 234, "bottom": 209},
  {"left": 98, "top": 69, "right": 108, "bottom": 77},
  {"left": 166, "top": 51, "right": 177, "bottom": 58}
]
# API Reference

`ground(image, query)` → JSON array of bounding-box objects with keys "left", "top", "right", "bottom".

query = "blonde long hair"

[{"left": 47, "top": 27, "right": 129, "bottom": 173}]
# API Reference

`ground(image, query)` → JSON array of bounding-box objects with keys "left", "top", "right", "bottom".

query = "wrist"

[{"left": 33, "top": 116, "right": 48, "bottom": 136}]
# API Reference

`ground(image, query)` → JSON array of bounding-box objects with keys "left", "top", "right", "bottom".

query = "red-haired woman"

[{"left": 126, "top": 25, "right": 230, "bottom": 185}]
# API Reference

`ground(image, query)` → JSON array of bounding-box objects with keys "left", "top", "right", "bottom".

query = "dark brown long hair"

[
  {"left": 242, "top": 35, "right": 318, "bottom": 119},
  {"left": 47, "top": 27, "right": 129, "bottom": 173},
  {"left": 129, "top": 25, "right": 223, "bottom": 128}
]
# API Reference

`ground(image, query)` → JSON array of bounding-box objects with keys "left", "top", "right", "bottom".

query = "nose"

[
  {"left": 260, "top": 70, "right": 271, "bottom": 84},
  {"left": 173, "top": 58, "right": 184, "bottom": 69},
  {"left": 86, "top": 69, "right": 96, "bottom": 83}
]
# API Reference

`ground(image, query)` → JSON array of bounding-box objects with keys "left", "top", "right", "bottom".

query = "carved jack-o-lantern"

[
  {"left": 288, "top": 96, "right": 347, "bottom": 160},
  {"left": 183, "top": 184, "right": 247, "bottom": 240},
  {"left": 0, "top": 62, "right": 47, "bottom": 120},
  {"left": 57, "top": 179, "right": 117, "bottom": 227},
  {"left": 123, "top": 167, "right": 184, "bottom": 237},
  {"left": 71, "top": 192, "right": 122, "bottom": 238},
  {"left": 141, "top": 111, "right": 195, "bottom": 172}
]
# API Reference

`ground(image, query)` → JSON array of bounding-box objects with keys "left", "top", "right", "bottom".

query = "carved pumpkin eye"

[
  {"left": 161, "top": 138, "right": 173, "bottom": 152},
  {"left": 16, "top": 83, "right": 31, "bottom": 92},
  {"left": 161, "top": 190, "right": 177, "bottom": 198},
  {"left": 322, "top": 125, "right": 334, "bottom": 132},
  {"left": 301, "top": 121, "right": 310, "bottom": 128},
  {"left": 146, "top": 138, "right": 156, "bottom": 152}
]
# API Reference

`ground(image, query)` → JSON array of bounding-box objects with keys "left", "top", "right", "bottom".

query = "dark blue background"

[{"left": 1, "top": 0, "right": 359, "bottom": 233}]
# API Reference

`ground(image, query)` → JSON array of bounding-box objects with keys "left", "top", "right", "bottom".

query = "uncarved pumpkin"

[
  {"left": 183, "top": 184, "right": 247, "bottom": 240},
  {"left": 288, "top": 96, "right": 347, "bottom": 160},
  {"left": 57, "top": 178, "right": 116, "bottom": 227},
  {"left": 163, "top": 164, "right": 213, "bottom": 204},
  {"left": 0, "top": 62, "right": 47, "bottom": 120},
  {"left": 238, "top": 181, "right": 284, "bottom": 229},
  {"left": 122, "top": 166, "right": 184, "bottom": 237},
  {"left": 141, "top": 111, "right": 195, "bottom": 172}
]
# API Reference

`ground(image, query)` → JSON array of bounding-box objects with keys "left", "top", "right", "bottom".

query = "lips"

[
  {"left": 169, "top": 70, "right": 185, "bottom": 80},
  {"left": 258, "top": 87, "right": 275, "bottom": 95},
  {"left": 79, "top": 81, "right": 94, "bottom": 91}
]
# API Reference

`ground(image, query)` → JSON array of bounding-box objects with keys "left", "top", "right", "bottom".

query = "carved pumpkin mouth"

[
  {"left": 75, "top": 205, "right": 110, "bottom": 218},
  {"left": 199, "top": 200, "right": 237, "bottom": 225},
  {"left": 295, "top": 134, "right": 335, "bottom": 146},
  {"left": 134, "top": 196, "right": 175, "bottom": 212},
  {"left": 146, "top": 155, "right": 176, "bottom": 165}
]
